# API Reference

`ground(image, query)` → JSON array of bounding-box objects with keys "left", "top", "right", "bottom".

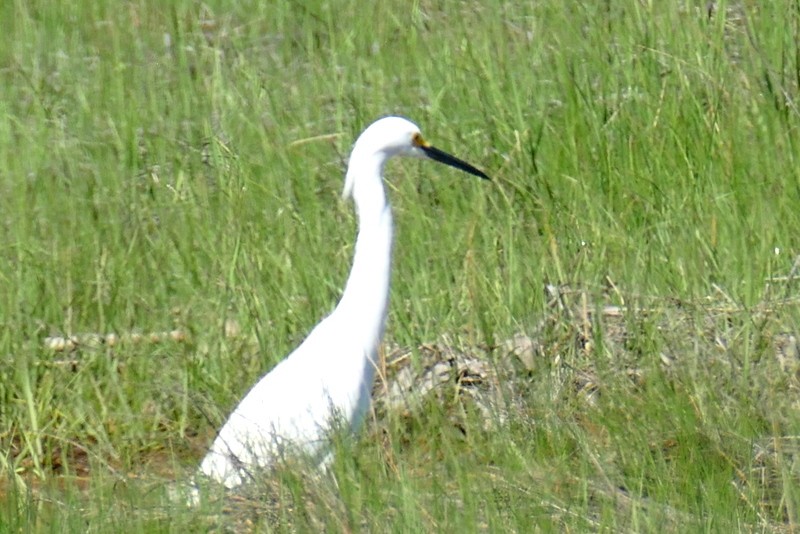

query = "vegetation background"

[{"left": 1, "top": 1, "right": 800, "bottom": 531}]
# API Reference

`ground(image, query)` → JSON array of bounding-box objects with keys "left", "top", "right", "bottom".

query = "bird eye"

[{"left": 411, "top": 132, "right": 429, "bottom": 148}]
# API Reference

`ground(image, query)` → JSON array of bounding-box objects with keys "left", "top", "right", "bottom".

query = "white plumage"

[{"left": 199, "top": 116, "right": 489, "bottom": 489}]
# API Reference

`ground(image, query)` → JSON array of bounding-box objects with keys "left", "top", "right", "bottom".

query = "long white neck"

[{"left": 334, "top": 152, "right": 393, "bottom": 354}]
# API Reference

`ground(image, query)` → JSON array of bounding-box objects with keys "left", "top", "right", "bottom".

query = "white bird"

[{"left": 199, "top": 116, "right": 489, "bottom": 489}]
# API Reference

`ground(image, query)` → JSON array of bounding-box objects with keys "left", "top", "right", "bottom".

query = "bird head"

[{"left": 343, "top": 116, "right": 489, "bottom": 200}]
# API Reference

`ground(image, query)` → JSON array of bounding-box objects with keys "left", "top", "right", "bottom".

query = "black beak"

[{"left": 420, "top": 145, "right": 490, "bottom": 180}]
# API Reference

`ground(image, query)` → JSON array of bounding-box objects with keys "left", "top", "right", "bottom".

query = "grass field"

[{"left": 2, "top": 0, "right": 800, "bottom": 531}]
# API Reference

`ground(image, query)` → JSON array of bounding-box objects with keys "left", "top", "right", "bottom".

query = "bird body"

[{"left": 199, "top": 117, "right": 488, "bottom": 489}]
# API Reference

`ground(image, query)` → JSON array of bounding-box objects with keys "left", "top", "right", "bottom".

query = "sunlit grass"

[{"left": 2, "top": 0, "right": 800, "bottom": 530}]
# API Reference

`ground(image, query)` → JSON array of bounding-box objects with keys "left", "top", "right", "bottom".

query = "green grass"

[{"left": 2, "top": 0, "right": 800, "bottom": 531}]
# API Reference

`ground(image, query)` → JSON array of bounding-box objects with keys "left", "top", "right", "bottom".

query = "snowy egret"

[{"left": 199, "top": 116, "right": 489, "bottom": 489}]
